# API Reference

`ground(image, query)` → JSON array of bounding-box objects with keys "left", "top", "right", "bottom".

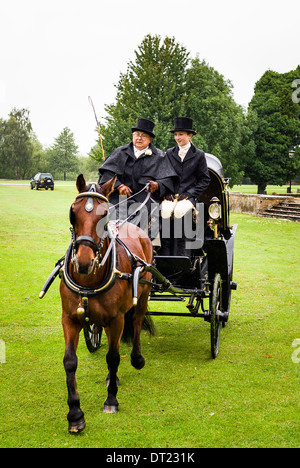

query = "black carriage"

[
  {"left": 147, "top": 153, "right": 237, "bottom": 358},
  {"left": 82, "top": 153, "right": 237, "bottom": 359}
]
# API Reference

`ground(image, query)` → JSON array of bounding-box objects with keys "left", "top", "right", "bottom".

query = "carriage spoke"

[{"left": 84, "top": 324, "right": 103, "bottom": 353}]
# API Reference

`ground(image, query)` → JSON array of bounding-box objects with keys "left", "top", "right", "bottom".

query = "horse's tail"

[{"left": 121, "top": 307, "right": 156, "bottom": 344}]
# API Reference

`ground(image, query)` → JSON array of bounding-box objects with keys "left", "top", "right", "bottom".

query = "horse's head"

[{"left": 70, "top": 174, "right": 116, "bottom": 275}]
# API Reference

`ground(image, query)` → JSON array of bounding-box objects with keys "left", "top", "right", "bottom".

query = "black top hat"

[
  {"left": 170, "top": 117, "right": 197, "bottom": 135},
  {"left": 131, "top": 118, "right": 155, "bottom": 138},
  {"left": 132, "top": 118, "right": 155, "bottom": 138}
]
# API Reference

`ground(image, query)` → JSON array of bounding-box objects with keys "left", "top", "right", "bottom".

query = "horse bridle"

[{"left": 70, "top": 188, "right": 109, "bottom": 260}]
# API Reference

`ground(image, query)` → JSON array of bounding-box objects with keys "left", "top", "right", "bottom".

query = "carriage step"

[
  {"left": 147, "top": 311, "right": 205, "bottom": 318},
  {"left": 150, "top": 295, "right": 186, "bottom": 301}
]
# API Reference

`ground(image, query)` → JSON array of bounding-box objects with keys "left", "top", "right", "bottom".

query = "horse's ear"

[
  {"left": 100, "top": 175, "right": 117, "bottom": 198},
  {"left": 76, "top": 174, "right": 86, "bottom": 193}
]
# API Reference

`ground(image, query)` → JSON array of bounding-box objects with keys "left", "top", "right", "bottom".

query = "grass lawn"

[
  {"left": 230, "top": 184, "right": 300, "bottom": 195},
  {"left": 1, "top": 179, "right": 300, "bottom": 196},
  {"left": 0, "top": 184, "right": 299, "bottom": 448}
]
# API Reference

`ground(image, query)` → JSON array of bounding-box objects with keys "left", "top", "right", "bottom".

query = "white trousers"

[{"left": 161, "top": 199, "right": 194, "bottom": 219}]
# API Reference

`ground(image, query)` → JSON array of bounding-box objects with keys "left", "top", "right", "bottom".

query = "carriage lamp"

[{"left": 208, "top": 197, "right": 222, "bottom": 220}]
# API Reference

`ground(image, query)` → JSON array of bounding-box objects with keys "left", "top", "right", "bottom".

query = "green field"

[
  {"left": 230, "top": 184, "right": 300, "bottom": 195},
  {"left": 1, "top": 179, "right": 300, "bottom": 196},
  {"left": 0, "top": 184, "right": 299, "bottom": 448}
]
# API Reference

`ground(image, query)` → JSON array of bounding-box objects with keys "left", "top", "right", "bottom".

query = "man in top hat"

[
  {"left": 160, "top": 117, "right": 210, "bottom": 256},
  {"left": 98, "top": 118, "right": 178, "bottom": 235}
]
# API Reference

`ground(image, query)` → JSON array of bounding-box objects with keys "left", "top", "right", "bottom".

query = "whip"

[{"left": 88, "top": 96, "right": 105, "bottom": 160}]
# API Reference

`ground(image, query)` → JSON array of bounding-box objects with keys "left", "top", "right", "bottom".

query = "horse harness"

[{"left": 62, "top": 187, "right": 153, "bottom": 324}]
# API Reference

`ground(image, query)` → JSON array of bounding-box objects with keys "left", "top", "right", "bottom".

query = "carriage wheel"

[
  {"left": 210, "top": 273, "right": 222, "bottom": 359},
  {"left": 84, "top": 323, "right": 103, "bottom": 353}
]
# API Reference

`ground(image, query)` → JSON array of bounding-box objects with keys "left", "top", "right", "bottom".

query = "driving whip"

[{"left": 88, "top": 96, "right": 105, "bottom": 160}]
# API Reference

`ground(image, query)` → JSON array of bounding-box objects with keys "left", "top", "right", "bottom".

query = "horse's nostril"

[
  {"left": 73, "top": 256, "right": 94, "bottom": 275},
  {"left": 77, "top": 264, "right": 90, "bottom": 275}
]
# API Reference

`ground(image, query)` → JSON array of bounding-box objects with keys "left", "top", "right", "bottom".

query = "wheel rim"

[{"left": 210, "top": 273, "right": 222, "bottom": 358}]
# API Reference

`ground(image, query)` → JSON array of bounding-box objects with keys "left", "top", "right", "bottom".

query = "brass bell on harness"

[
  {"left": 77, "top": 296, "right": 89, "bottom": 319},
  {"left": 77, "top": 305, "right": 85, "bottom": 316}
]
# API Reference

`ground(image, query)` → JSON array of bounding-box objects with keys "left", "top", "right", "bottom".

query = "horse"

[{"left": 60, "top": 174, "right": 154, "bottom": 433}]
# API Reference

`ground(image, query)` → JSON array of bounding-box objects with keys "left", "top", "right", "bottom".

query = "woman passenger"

[{"left": 160, "top": 118, "right": 210, "bottom": 256}]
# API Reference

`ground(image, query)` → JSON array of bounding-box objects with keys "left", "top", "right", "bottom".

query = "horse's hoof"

[
  {"left": 68, "top": 416, "right": 86, "bottom": 434},
  {"left": 131, "top": 355, "right": 145, "bottom": 370},
  {"left": 103, "top": 404, "right": 118, "bottom": 414}
]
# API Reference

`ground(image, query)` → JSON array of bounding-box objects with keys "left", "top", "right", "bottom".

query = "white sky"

[{"left": 0, "top": 0, "right": 299, "bottom": 155}]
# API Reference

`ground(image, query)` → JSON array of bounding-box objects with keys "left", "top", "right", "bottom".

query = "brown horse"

[{"left": 60, "top": 175, "right": 154, "bottom": 433}]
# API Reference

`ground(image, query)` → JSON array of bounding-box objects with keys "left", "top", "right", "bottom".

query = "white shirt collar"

[
  {"left": 134, "top": 145, "right": 149, "bottom": 158},
  {"left": 178, "top": 142, "right": 191, "bottom": 161}
]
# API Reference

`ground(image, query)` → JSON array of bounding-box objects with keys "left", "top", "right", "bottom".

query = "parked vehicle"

[{"left": 30, "top": 173, "right": 54, "bottom": 190}]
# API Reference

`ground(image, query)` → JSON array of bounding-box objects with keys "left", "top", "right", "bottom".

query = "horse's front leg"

[
  {"left": 62, "top": 315, "right": 85, "bottom": 433},
  {"left": 103, "top": 314, "right": 124, "bottom": 414}
]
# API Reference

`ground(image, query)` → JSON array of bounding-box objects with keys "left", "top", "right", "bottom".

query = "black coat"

[
  {"left": 165, "top": 144, "right": 210, "bottom": 204},
  {"left": 98, "top": 142, "right": 178, "bottom": 205}
]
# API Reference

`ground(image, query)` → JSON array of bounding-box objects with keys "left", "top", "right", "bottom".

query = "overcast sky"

[{"left": 0, "top": 0, "right": 299, "bottom": 155}]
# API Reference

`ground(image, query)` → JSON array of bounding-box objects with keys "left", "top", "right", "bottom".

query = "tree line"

[
  {"left": 1, "top": 35, "right": 299, "bottom": 192},
  {"left": 0, "top": 111, "right": 97, "bottom": 181},
  {"left": 91, "top": 35, "right": 300, "bottom": 193}
]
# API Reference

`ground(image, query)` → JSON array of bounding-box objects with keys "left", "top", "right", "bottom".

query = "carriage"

[
  {"left": 39, "top": 152, "right": 237, "bottom": 430},
  {"left": 79, "top": 153, "right": 238, "bottom": 359}
]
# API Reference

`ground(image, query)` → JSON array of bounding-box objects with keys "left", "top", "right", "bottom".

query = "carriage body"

[{"left": 148, "top": 153, "right": 238, "bottom": 357}]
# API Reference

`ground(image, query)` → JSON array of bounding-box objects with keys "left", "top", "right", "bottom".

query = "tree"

[
  {"left": 0, "top": 108, "right": 33, "bottom": 179},
  {"left": 28, "top": 132, "right": 49, "bottom": 176},
  {"left": 185, "top": 57, "right": 253, "bottom": 184},
  {"left": 99, "top": 35, "right": 190, "bottom": 155},
  {"left": 49, "top": 127, "right": 79, "bottom": 180},
  {"left": 247, "top": 67, "right": 300, "bottom": 193},
  {"left": 89, "top": 139, "right": 105, "bottom": 167},
  {"left": 92, "top": 35, "right": 249, "bottom": 185}
]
